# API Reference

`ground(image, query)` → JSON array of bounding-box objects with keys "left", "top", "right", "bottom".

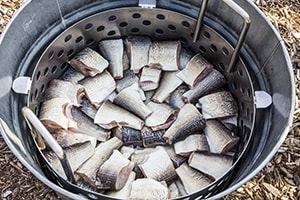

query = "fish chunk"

[
  {"left": 99, "top": 39, "right": 124, "bottom": 79},
  {"left": 168, "top": 182, "right": 180, "bottom": 199},
  {"left": 141, "top": 127, "right": 167, "bottom": 147},
  {"left": 188, "top": 152, "right": 233, "bottom": 180},
  {"left": 53, "top": 131, "right": 97, "bottom": 148},
  {"left": 94, "top": 101, "right": 144, "bottom": 130},
  {"left": 145, "top": 102, "right": 177, "bottom": 131},
  {"left": 162, "top": 146, "right": 187, "bottom": 168},
  {"left": 79, "top": 70, "right": 116, "bottom": 107},
  {"left": 182, "top": 69, "right": 227, "bottom": 103},
  {"left": 163, "top": 103, "right": 205, "bottom": 144},
  {"left": 174, "top": 134, "right": 209, "bottom": 157},
  {"left": 79, "top": 97, "right": 98, "bottom": 119},
  {"left": 75, "top": 137, "right": 123, "bottom": 187},
  {"left": 176, "top": 53, "right": 213, "bottom": 87},
  {"left": 129, "top": 178, "right": 169, "bottom": 200},
  {"left": 167, "top": 84, "right": 189, "bottom": 109},
  {"left": 179, "top": 48, "right": 193, "bottom": 70},
  {"left": 114, "top": 82, "right": 152, "bottom": 120},
  {"left": 120, "top": 145, "right": 135, "bottom": 159},
  {"left": 176, "top": 163, "right": 213, "bottom": 194},
  {"left": 139, "top": 66, "right": 162, "bottom": 91},
  {"left": 199, "top": 91, "right": 238, "bottom": 119},
  {"left": 138, "top": 147, "right": 177, "bottom": 183},
  {"left": 97, "top": 150, "right": 134, "bottom": 190},
  {"left": 125, "top": 36, "right": 152, "bottom": 72},
  {"left": 44, "top": 79, "right": 85, "bottom": 105},
  {"left": 60, "top": 67, "right": 85, "bottom": 83},
  {"left": 115, "top": 69, "right": 139, "bottom": 92},
  {"left": 148, "top": 41, "right": 181, "bottom": 71},
  {"left": 113, "top": 126, "right": 143, "bottom": 146},
  {"left": 204, "top": 119, "right": 239, "bottom": 154},
  {"left": 152, "top": 72, "right": 183, "bottom": 103},
  {"left": 69, "top": 47, "right": 109, "bottom": 77}
]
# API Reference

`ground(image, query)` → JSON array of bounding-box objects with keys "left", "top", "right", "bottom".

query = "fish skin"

[
  {"left": 60, "top": 67, "right": 85, "bottom": 83},
  {"left": 75, "top": 137, "right": 123, "bottom": 187},
  {"left": 176, "top": 162, "right": 213, "bottom": 194},
  {"left": 113, "top": 126, "right": 143, "bottom": 146},
  {"left": 113, "top": 82, "right": 152, "bottom": 120},
  {"left": 163, "top": 103, "right": 205, "bottom": 144},
  {"left": 125, "top": 36, "right": 152, "bottom": 72},
  {"left": 152, "top": 71, "right": 183, "bottom": 103},
  {"left": 139, "top": 66, "right": 162, "bottom": 91},
  {"left": 97, "top": 150, "right": 134, "bottom": 190},
  {"left": 148, "top": 41, "right": 181, "bottom": 71},
  {"left": 176, "top": 53, "right": 213, "bottom": 87},
  {"left": 203, "top": 119, "right": 239, "bottom": 154},
  {"left": 167, "top": 84, "right": 189, "bottom": 109},
  {"left": 79, "top": 97, "right": 98, "bottom": 119},
  {"left": 173, "top": 134, "right": 209, "bottom": 157},
  {"left": 182, "top": 69, "right": 227, "bottom": 103},
  {"left": 141, "top": 127, "right": 167, "bottom": 147},
  {"left": 94, "top": 101, "right": 144, "bottom": 130},
  {"left": 99, "top": 39, "right": 124, "bottom": 79},
  {"left": 79, "top": 70, "right": 116, "bottom": 107},
  {"left": 115, "top": 69, "right": 139, "bottom": 92},
  {"left": 129, "top": 178, "right": 169, "bottom": 200},
  {"left": 69, "top": 47, "right": 109, "bottom": 77},
  {"left": 179, "top": 48, "right": 193, "bottom": 70},
  {"left": 199, "top": 91, "right": 238, "bottom": 119},
  {"left": 188, "top": 152, "right": 233, "bottom": 180}
]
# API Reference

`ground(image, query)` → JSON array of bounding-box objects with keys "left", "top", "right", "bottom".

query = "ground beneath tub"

[{"left": 0, "top": 0, "right": 299, "bottom": 199}]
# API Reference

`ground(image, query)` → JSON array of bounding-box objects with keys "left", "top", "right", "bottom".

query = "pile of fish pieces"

[{"left": 39, "top": 36, "right": 240, "bottom": 199}]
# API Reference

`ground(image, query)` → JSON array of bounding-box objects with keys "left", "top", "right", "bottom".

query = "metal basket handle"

[{"left": 193, "top": 0, "right": 251, "bottom": 73}]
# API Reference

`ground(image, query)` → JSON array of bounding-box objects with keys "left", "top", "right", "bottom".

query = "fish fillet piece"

[
  {"left": 69, "top": 47, "right": 109, "bottom": 77},
  {"left": 53, "top": 130, "right": 97, "bottom": 148},
  {"left": 145, "top": 102, "right": 178, "bottom": 131},
  {"left": 168, "top": 182, "right": 180, "bottom": 199},
  {"left": 174, "top": 179, "right": 188, "bottom": 196},
  {"left": 114, "top": 82, "right": 152, "bottom": 120},
  {"left": 99, "top": 39, "right": 124, "bottom": 79},
  {"left": 129, "top": 178, "right": 169, "bottom": 200},
  {"left": 204, "top": 119, "right": 239, "bottom": 154},
  {"left": 120, "top": 145, "right": 135, "bottom": 159},
  {"left": 176, "top": 163, "right": 213, "bottom": 194},
  {"left": 60, "top": 67, "right": 85, "bottom": 83},
  {"left": 148, "top": 41, "right": 181, "bottom": 71},
  {"left": 125, "top": 36, "right": 152, "bottom": 72},
  {"left": 131, "top": 148, "right": 157, "bottom": 178},
  {"left": 97, "top": 150, "right": 134, "bottom": 190},
  {"left": 174, "top": 134, "right": 209, "bottom": 157},
  {"left": 44, "top": 79, "right": 85, "bottom": 105},
  {"left": 167, "top": 84, "right": 189, "bottom": 109},
  {"left": 94, "top": 101, "right": 144, "bottom": 130},
  {"left": 152, "top": 71, "right": 183, "bottom": 103},
  {"left": 69, "top": 107, "right": 110, "bottom": 142},
  {"left": 138, "top": 147, "right": 177, "bottom": 183},
  {"left": 79, "top": 70, "right": 116, "bottom": 107},
  {"left": 188, "top": 152, "right": 233, "bottom": 180},
  {"left": 162, "top": 146, "right": 187, "bottom": 168},
  {"left": 179, "top": 48, "right": 193, "bottom": 70},
  {"left": 113, "top": 126, "right": 143, "bottom": 146},
  {"left": 105, "top": 172, "right": 136, "bottom": 199},
  {"left": 75, "top": 137, "right": 123, "bottom": 186},
  {"left": 116, "top": 69, "right": 139, "bottom": 92},
  {"left": 39, "top": 97, "right": 76, "bottom": 130},
  {"left": 45, "top": 141, "right": 95, "bottom": 179},
  {"left": 199, "top": 91, "right": 238, "bottom": 119},
  {"left": 163, "top": 103, "right": 205, "bottom": 144},
  {"left": 176, "top": 54, "right": 213, "bottom": 87},
  {"left": 141, "top": 127, "right": 166, "bottom": 147},
  {"left": 79, "top": 97, "right": 98, "bottom": 119},
  {"left": 139, "top": 66, "right": 162, "bottom": 91},
  {"left": 182, "top": 69, "right": 227, "bottom": 103}
]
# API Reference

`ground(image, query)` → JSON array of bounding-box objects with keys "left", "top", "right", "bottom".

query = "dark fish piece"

[
  {"left": 45, "top": 141, "right": 95, "bottom": 180},
  {"left": 125, "top": 36, "right": 152, "bottom": 72},
  {"left": 179, "top": 48, "right": 193, "bottom": 70},
  {"left": 60, "top": 67, "right": 85, "bottom": 83},
  {"left": 182, "top": 69, "right": 227, "bottom": 103},
  {"left": 162, "top": 146, "right": 187, "bottom": 168},
  {"left": 79, "top": 70, "right": 116, "bottom": 107},
  {"left": 129, "top": 178, "right": 169, "bottom": 200},
  {"left": 176, "top": 163, "right": 213, "bottom": 194},
  {"left": 80, "top": 97, "right": 98, "bottom": 119},
  {"left": 70, "top": 107, "right": 110, "bottom": 142},
  {"left": 94, "top": 101, "right": 144, "bottom": 130},
  {"left": 148, "top": 41, "right": 181, "bottom": 71},
  {"left": 203, "top": 119, "right": 239, "bottom": 154},
  {"left": 174, "top": 134, "right": 209, "bottom": 157},
  {"left": 99, "top": 39, "right": 124, "bottom": 79},
  {"left": 113, "top": 126, "right": 143, "bottom": 146},
  {"left": 141, "top": 127, "right": 167, "bottom": 147},
  {"left": 114, "top": 82, "right": 152, "bottom": 120},
  {"left": 115, "top": 69, "right": 139, "bottom": 92},
  {"left": 139, "top": 66, "right": 162, "bottom": 91},
  {"left": 53, "top": 130, "right": 97, "bottom": 148},
  {"left": 176, "top": 53, "right": 213, "bottom": 87},
  {"left": 97, "top": 150, "right": 134, "bottom": 190},
  {"left": 167, "top": 84, "right": 189, "bottom": 109},
  {"left": 138, "top": 147, "right": 177, "bottom": 183},
  {"left": 188, "top": 152, "right": 233, "bottom": 180},
  {"left": 44, "top": 79, "right": 85, "bottom": 105},
  {"left": 75, "top": 137, "right": 123, "bottom": 187},
  {"left": 163, "top": 103, "right": 205, "bottom": 144},
  {"left": 69, "top": 47, "right": 109, "bottom": 77},
  {"left": 198, "top": 91, "right": 238, "bottom": 119}
]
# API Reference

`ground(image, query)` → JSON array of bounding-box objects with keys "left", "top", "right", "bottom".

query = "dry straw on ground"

[{"left": 0, "top": 0, "right": 299, "bottom": 199}]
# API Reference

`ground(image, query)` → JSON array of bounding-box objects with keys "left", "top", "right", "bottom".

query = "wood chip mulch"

[{"left": 0, "top": 0, "right": 299, "bottom": 199}]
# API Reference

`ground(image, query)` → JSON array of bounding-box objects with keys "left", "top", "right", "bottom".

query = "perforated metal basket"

[{"left": 0, "top": 0, "right": 295, "bottom": 199}]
